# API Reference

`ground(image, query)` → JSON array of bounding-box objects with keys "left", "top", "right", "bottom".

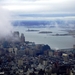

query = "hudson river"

[{"left": 13, "top": 26, "right": 75, "bottom": 49}]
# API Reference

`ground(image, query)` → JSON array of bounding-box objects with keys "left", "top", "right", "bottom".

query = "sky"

[
  {"left": 0, "top": 0, "right": 75, "bottom": 14},
  {"left": 0, "top": 0, "right": 75, "bottom": 21}
]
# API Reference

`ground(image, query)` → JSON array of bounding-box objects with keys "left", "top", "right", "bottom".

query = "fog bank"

[{"left": 0, "top": 7, "right": 13, "bottom": 39}]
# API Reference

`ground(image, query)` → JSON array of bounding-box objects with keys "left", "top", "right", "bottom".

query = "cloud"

[
  {"left": 11, "top": 13, "right": 75, "bottom": 22},
  {"left": 0, "top": 7, "right": 13, "bottom": 39},
  {"left": 1, "top": 0, "right": 75, "bottom": 14}
]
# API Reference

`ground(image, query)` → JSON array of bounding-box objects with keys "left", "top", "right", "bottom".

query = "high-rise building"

[
  {"left": 43, "top": 60, "right": 47, "bottom": 66},
  {"left": 49, "top": 50, "right": 54, "bottom": 57},
  {"left": 8, "top": 48, "right": 13, "bottom": 53},
  {"left": 13, "top": 47, "right": 18, "bottom": 55},
  {"left": 13, "top": 31, "right": 19, "bottom": 38},
  {"left": 21, "top": 33, "right": 25, "bottom": 43},
  {"left": 62, "top": 53, "right": 68, "bottom": 62},
  {"left": 73, "top": 45, "right": 75, "bottom": 50},
  {"left": 17, "top": 50, "right": 25, "bottom": 56},
  {"left": 18, "top": 59, "right": 23, "bottom": 67}
]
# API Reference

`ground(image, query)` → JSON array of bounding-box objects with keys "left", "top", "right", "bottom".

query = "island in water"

[
  {"left": 52, "top": 33, "right": 70, "bottom": 36},
  {"left": 26, "top": 29, "right": 39, "bottom": 32},
  {"left": 39, "top": 31, "right": 52, "bottom": 34}
]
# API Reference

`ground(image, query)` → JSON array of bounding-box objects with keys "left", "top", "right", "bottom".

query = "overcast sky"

[
  {"left": 0, "top": 0, "right": 75, "bottom": 14},
  {"left": 0, "top": 0, "right": 75, "bottom": 21}
]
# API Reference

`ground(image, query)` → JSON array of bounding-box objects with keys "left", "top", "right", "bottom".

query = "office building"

[{"left": 21, "top": 33, "right": 25, "bottom": 43}]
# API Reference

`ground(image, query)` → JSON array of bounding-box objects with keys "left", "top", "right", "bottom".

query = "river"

[{"left": 13, "top": 26, "right": 75, "bottom": 49}]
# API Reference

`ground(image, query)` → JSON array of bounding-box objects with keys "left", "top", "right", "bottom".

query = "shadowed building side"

[{"left": 20, "top": 33, "right": 25, "bottom": 43}]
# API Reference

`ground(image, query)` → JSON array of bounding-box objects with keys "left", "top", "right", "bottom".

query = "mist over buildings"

[
  {"left": 0, "top": 7, "right": 13, "bottom": 40},
  {"left": 0, "top": 7, "right": 19, "bottom": 41}
]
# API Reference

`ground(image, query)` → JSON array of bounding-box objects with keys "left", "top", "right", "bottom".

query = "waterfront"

[{"left": 13, "top": 26, "right": 75, "bottom": 49}]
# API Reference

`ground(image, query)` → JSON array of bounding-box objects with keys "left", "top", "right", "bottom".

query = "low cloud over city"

[{"left": 0, "top": 7, "right": 13, "bottom": 39}]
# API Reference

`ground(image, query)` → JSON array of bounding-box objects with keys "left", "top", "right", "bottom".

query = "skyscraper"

[
  {"left": 21, "top": 33, "right": 25, "bottom": 43},
  {"left": 13, "top": 31, "right": 19, "bottom": 38}
]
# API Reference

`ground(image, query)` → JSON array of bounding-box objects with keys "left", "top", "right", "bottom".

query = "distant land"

[
  {"left": 14, "top": 13, "right": 75, "bottom": 17},
  {"left": 52, "top": 33, "right": 70, "bottom": 36},
  {"left": 12, "top": 20, "right": 75, "bottom": 28},
  {"left": 26, "top": 29, "right": 39, "bottom": 32}
]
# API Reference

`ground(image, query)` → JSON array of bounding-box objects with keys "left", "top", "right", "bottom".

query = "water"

[{"left": 13, "top": 26, "right": 75, "bottom": 49}]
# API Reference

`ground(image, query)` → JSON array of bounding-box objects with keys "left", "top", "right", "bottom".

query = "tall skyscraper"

[
  {"left": 21, "top": 33, "right": 25, "bottom": 43},
  {"left": 13, "top": 31, "right": 19, "bottom": 38},
  {"left": 73, "top": 45, "right": 75, "bottom": 50}
]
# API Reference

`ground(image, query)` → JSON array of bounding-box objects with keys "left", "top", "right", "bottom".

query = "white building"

[{"left": 18, "top": 59, "right": 23, "bottom": 66}]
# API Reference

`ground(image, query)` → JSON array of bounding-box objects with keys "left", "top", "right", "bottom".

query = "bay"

[{"left": 13, "top": 26, "right": 75, "bottom": 49}]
